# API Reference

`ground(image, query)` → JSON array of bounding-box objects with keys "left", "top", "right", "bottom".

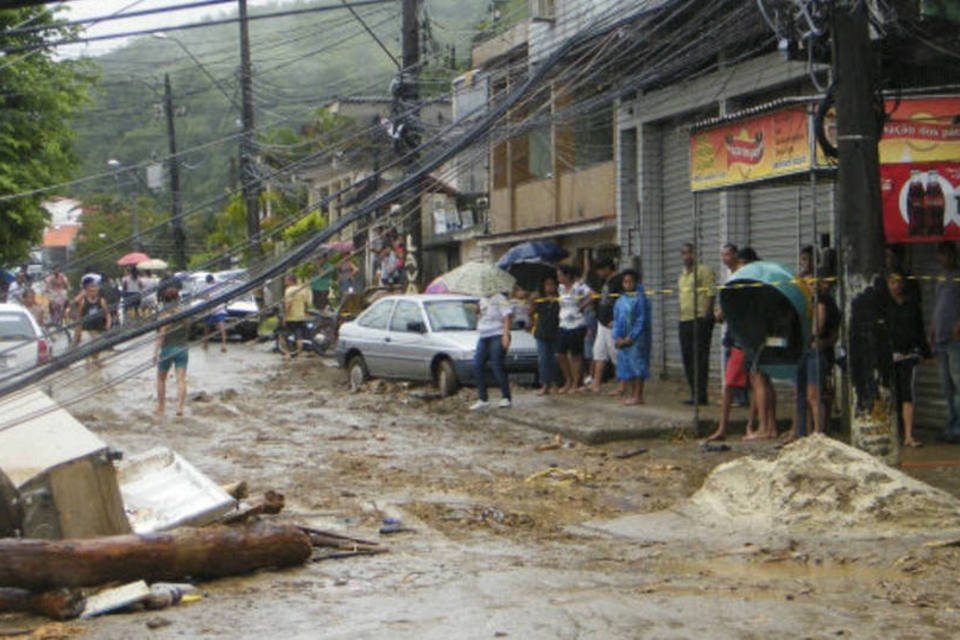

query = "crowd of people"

[{"left": 465, "top": 238, "right": 960, "bottom": 450}]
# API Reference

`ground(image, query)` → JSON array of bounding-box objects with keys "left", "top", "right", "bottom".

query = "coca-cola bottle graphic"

[
  {"left": 924, "top": 170, "right": 945, "bottom": 236},
  {"left": 907, "top": 170, "right": 925, "bottom": 236}
]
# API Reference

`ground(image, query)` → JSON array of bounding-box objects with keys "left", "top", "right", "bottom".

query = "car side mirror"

[{"left": 407, "top": 320, "right": 426, "bottom": 334}]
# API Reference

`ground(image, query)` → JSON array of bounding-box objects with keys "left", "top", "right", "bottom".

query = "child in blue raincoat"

[{"left": 613, "top": 270, "right": 651, "bottom": 405}]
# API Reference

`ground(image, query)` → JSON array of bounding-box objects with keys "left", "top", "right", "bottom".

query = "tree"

[
  {"left": 72, "top": 194, "right": 166, "bottom": 279},
  {"left": 0, "top": 8, "right": 96, "bottom": 265}
]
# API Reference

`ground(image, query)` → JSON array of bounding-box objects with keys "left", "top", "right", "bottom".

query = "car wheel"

[
  {"left": 347, "top": 355, "right": 369, "bottom": 391},
  {"left": 435, "top": 358, "right": 459, "bottom": 397}
]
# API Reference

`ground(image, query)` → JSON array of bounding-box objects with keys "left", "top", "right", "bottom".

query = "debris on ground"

[
  {"left": 117, "top": 447, "right": 237, "bottom": 533},
  {"left": 683, "top": 434, "right": 960, "bottom": 534},
  {"left": 524, "top": 468, "right": 591, "bottom": 484}
]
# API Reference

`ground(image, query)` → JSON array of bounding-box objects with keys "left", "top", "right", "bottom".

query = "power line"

[
  {"left": 1, "top": 0, "right": 235, "bottom": 36},
  {"left": 0, "top": 0, "right": 397, "bottom": 54}
]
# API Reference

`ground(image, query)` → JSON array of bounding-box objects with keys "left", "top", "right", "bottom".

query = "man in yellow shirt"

[
  {"left": 678, "top": 242, "right": 716, "bottom": 405},
  {"left": 281, "top": 273, "right": 312, "bottom": 360}
]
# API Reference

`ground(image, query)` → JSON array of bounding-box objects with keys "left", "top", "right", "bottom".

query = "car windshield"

[
  {"left": 0, "top": 312, "right": 35, "bottom": 340},
  {"left": 424, "top": 300, "right": 478, "bottom": 331}
]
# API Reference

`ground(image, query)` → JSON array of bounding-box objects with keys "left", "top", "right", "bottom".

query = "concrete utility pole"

[
  {"left": 164, "top": 73, "right": 187, "bottom": 271},
  {"left": 832, "top": 0, "right": 898, "bottom": 463},
  {"left": 238, "top": 0, "right": 260, "bottom": 258},
  {"left": 401, "top": 0, "right": 422, "bottom": 285}
]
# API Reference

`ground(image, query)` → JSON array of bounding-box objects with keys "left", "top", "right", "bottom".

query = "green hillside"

[{"left": 69, "top": 0, "right": 490, "bottom": 228}]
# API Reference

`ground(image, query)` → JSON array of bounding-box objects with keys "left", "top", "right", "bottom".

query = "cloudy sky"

[{"left": 60, "top": 0, "right": 282, "bottom": 56}]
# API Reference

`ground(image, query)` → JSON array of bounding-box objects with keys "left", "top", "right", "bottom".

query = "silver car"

[
  {"left": 336, "top": 294, "right": 538, "bottom": 396},
  {"left": 0, "top": 302, "right": 52, "bottom": 375}
]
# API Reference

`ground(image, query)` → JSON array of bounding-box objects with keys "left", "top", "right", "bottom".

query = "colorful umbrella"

[
  {"left": 137, "top": 258, "right": 169, "bottom": 271},
  {"left": 439, "top": 262, "right": 516, "bottom": 297},
  {"left": 117, "top": 252, "right": 150, "bottom": 266},
  {"left": 424, "top": 276, "right": 449, "bottom": 294},
  {"left": 496, "top": 241, "right": 568, "bottom": 269}
]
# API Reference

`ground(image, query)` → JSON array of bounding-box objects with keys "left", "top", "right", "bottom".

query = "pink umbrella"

[
  {"left": 424, "top": 276, "right": 449, "bottom": 294},
  {"left": 117, "top": 252, "right": 150, "bottom": 266}
]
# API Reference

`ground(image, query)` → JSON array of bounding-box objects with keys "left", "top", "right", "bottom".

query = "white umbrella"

[
  {"left": 137, "top": 258, "right": 169, "bottom": 271},
  {"left": 440, "top": 262, "right": 516, "bottom": 297}
]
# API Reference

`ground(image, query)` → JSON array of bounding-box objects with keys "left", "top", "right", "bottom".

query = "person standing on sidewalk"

[
  {"left": 531, "top": 275, "right": 561, "bottom": 395},
  {"left": 677, "top": 243, "right": 716, "bottom": 405},
  {"left": 931, "top": 241, "right": 960, "bottom": 444},
  {"left": 885, "top": 269, "right": 930, "bottom": 447},
  {"left": 613, "top": 269, "right": 650, "bottom": 405},
  {"left": 588, "top": 258, "right": 621, "bottom": 395},
  {"left": 718, "top": 243, "right": 747, "bottom": 408},
  {"left": 470, "top": 291, "right": 513, "bottom": 411},
  {"left": 556, "top": 265, "right": 594, "bottom": 394}
]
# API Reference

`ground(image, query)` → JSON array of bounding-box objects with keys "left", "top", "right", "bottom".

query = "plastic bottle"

[
  {"left": 907, "top": 170, "right": 925, "bottom": 236},
  {"left": 924, "top": 171, "right": 946, "bottom": 236}
]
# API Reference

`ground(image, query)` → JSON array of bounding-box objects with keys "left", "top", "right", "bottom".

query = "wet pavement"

[{"left": 3, "top": 340, "right": 960, "bottom": 638}]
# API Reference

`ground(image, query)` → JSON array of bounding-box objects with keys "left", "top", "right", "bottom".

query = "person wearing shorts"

[
  {"left": 885, "top": 268, "right": 930, "bottom": 447},
  {"left": 588, "top": 258, "right": 621, "bottom": 394},
  {"left": 155, "top": 288, "right": 190, "bottom": 417},
  {"left": 556, "top": 264, "right": 593, "bottom": 394},
  {"left": 280, "top": 273, "right": 312, "bottom": 360},
  {"left": 201, "top": 274, "right": 228, "bottom": 353},
  {"left": 706, "top": 346, "right": 749, "bottom": 441}
]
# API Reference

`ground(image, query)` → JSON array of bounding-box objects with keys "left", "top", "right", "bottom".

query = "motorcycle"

[{"left": 274, "top": 308, "right": 339, "bottom": 356}]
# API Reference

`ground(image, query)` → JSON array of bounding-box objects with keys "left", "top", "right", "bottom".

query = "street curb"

[{"left": 490, "top": 410, "right": 707, "bottom": 445}]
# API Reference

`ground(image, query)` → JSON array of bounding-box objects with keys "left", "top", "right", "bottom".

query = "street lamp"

[{"left": 107, "top": 158, "right": 142, "bottom": 250}]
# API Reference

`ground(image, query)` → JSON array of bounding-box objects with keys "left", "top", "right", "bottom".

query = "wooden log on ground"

[
  {"left": 0, "top": 522, "right": 311, "bottom": 591},
  {"left": 0, "top": 588, "right": 85, "bottom": 620}
]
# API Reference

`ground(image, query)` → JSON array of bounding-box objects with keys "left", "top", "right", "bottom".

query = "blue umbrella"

[
  {"left": 1, "top": 270, "right": 15, "bottom": 285},
  {"left": 496, "top": 241, "right": 568, "bottom": 269},
  {"left": 719, "top": 261, "right": 812, "bottom": 380}
]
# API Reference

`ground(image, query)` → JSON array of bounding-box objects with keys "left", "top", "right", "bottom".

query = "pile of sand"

[{"left": 682, "top": 435, "right": 960, "bottom": 535}]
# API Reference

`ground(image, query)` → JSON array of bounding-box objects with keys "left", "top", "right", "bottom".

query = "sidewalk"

[{"left": 491, "top": 377, "right": 753, "bottom": 444}]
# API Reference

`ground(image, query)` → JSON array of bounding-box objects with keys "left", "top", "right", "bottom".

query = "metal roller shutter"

[
  {"left": 659, "top": 123, "right": 722, "bottom": 383},
  {"left": 910, "top": 243, "right": 949, "bottom": 430},
  {"left": 749, "top": 184, "right": 804, "bottom": 267},
  {"left": 659, "top": 124, "right": 691, "bottom": 378}
]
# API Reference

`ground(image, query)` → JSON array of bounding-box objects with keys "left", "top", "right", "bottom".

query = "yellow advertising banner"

[
  {"left": 690, "top": 107, "right": 814, "bottom": 192},
  {"left": 880, "top": 96, "right": 960, "bottom": 164}
]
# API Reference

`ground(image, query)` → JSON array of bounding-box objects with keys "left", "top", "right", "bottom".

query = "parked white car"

[
  {"left": 336, "top": 294, "right": 538, "bottom": 396},
  {"left": 0, "top": 302, "right": 52, "bottom": 374}
]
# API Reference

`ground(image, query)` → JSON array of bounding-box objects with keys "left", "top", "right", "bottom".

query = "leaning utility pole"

[
  {"left": 238, "top": 0, "right": 260, "bottom": 259},
  {"left": 832, "top": 0, "right": 897, "bottom": 463},
  {"left": 164, "top": 73, "right": 187, "bottom": 271},
  {"left": 401, "top": 0, "right": 422, "bottom": 286}
]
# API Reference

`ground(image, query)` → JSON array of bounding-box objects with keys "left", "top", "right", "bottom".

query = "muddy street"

[{"left": 6, "top": 343, "right": 960, "bottom": 639}]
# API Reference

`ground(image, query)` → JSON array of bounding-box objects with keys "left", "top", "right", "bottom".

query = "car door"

[
  {"left": 351, "top": 299, "right": 395, "bottom": 377},
  {"left": 382, "top": 300, "right": 431, "bottom": 380}
]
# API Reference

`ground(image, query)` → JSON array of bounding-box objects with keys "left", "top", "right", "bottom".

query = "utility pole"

[
  {"left": 832, "top": 1, "right": 897, "bottom": 463},
  {"left": 164, "top": 73, "right": 187, "bottom": 271},
  {"left": 400, "top": 0, "right": 422, "bottom": 286},
  {"left": 238, "top": 0, "right": 260, "bottom": 258}
]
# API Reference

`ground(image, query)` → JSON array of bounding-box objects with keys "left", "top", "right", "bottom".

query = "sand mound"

[{"left": 683, "top": 435, "right": 960, "bottom": 534}]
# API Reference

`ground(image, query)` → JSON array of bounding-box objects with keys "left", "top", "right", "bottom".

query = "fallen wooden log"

[
  {"left": 0, "top": 522, "right": 311, "bottom": 591},
  {"left": 0, "top": 588, "right": 85, "bottom": 620}
]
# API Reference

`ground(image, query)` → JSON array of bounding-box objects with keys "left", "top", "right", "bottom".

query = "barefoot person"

[
  {"left": 201, "top": 274, "right": 228, "bottom": 353},
  {"left": 154, "top": 288, "right": 189, "bottom": 417},
  {"left": 613, "top": 269, "right": 650, "bottom": 405},
  {"left": 73, "top": 276, "right": 112, "bottom": 368}
]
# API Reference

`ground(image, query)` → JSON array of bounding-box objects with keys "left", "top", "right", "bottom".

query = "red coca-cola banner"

[{"left": 881, "top": 162, "right": 960, "bottom": 243}]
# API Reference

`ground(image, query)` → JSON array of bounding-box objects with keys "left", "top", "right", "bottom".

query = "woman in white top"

[
  {"left": 556, "top": 264, "right": 593, "bottom": 394},
  {"left": 470, "top": 292, "right": 513, "bottom": 411}
]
